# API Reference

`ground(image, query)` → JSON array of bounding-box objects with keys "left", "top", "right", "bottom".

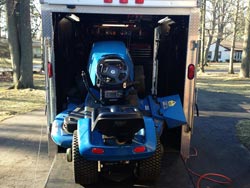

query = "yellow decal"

[{"left": 168, "top": 100, "right": 176, "bottom": 107}]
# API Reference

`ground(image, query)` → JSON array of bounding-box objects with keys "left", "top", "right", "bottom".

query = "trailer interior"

[{"left": 52, "top": 13, "right": 189, "bottom": 150}]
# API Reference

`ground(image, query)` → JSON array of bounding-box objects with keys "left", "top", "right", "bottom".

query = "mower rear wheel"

[
  {"left": 72, "top": 131, "right": 98, "bottom": 185},
  {"left": 137, "top": 137, "right": 162, "bottom": 181}
]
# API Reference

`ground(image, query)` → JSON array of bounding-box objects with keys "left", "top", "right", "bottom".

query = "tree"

[
  {"left": 6, "top": 0, "right": 33, "bottom": 89},
  {"left": 212, "top": 0, "right": 233, "bottom": 62},
  {"left": 0, "top": 1, "right": 6, "bottom": 38},
  {"left": 239, "top": 0, "right": 250, "bottom": 78},
  {"left": 30, "top": 1, "right": 41, "bottom": 39},
  {"left": 203, "top": 0, "right": 218, "bottom": 70},
  {"left": 228, "top": 0, "right": 241, "bottom": 74},
  {"left": 199, "top": 0, "right": 206, "bottom": 72},
  {"left": 0, "top": 5, "right": 3, "bottom": 37}
]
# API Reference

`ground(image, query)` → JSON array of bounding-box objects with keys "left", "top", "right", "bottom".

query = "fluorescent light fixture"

[
  {"left": 101, "top": 24, "right": 129, "bottom": 28},
  {"left": 158, "top": 16, "right": 175, "bottom": 25},
  {"left": 67, "top": 14, "right": 80, "bottom": 22}
]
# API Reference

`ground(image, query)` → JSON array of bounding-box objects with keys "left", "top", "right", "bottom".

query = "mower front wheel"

[{"left": 72, "top": 131, "right": 98, "bottom": 185}]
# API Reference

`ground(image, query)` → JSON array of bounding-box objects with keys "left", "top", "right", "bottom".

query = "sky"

[{"left": 34, "top": 0, "right": 41, "bottom": 14}]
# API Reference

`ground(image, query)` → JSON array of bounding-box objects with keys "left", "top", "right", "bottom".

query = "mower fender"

[
  {"left": 51, "top": 119, "right": 72, "bottom": 148},
  {"left": 77, "top": 118, "right": 92, "bottom": 155},
  {"left": 143, "top": 117, "right": 157, "bottom": 151},
  {"left": 77, "top": 117, "right": 157, "bottom": 161},
  {"left": 51, "top": 106, "right": 77, "bottom": 148}
]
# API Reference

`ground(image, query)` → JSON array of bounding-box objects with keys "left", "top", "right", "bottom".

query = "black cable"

[{"left": 81, "top": 71, "right": 103, "bottom": 104}]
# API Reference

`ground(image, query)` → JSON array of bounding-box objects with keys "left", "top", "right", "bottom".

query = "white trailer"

[{"left": 40, "top": 0, "right": 200, "bottom": 181}]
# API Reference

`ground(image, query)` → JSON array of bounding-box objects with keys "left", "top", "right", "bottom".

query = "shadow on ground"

[
  {"left": 197, "top": 89, "right": 250, "bottom": 113},
  {"left": 188, "top": 89, "right": 250, "bottom": 188}
]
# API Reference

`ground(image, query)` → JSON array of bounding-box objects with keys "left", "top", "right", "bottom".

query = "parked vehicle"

[{"left": 40, "top": 0, "right": 199, "bottom": 185}]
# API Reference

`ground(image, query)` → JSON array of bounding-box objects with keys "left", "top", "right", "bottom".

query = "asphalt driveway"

[
  {"left": 188, "top": 89, "right": 250, "bottom": 188},
  {"left": 0, "top": 110, "right": 53, "bottom": 188},
  {"left": 0, "top": 88, "right": 249, "bottom": 188}
]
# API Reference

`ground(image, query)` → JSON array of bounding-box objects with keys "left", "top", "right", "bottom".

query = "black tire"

[
  {"left": 57, "top": 145, "right": 66, "bottom": 153},
  {"left": 72, "top": 131, "right": 98, "bottom": 185},
  {"left": 137, "top": 137, "right": 162, "bottom": 181}
]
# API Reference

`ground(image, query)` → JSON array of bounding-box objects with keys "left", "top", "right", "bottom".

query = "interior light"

[
  {"left": 101, "top": 24, "right": 129, "bottom": 28},
  {"left": 158, "top": 16, "right": 175, "bottom": 25},
  {"left": 67, "top": 14, "right": 80, "bottom": 22}
]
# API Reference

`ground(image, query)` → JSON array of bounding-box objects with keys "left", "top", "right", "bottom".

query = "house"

[
  {"left": 208, "top": 40, "right": 243, "bottom": 62},
  {"left": 32, "top": 40, "right": 42, "bottom": 58},
  {"left": 0, "top": 38, "right": 41, "bottom": 58}
]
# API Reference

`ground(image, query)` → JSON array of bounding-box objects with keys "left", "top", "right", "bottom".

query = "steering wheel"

[{"left": 97, "top": 57, "right": 129, "bottom": 86}]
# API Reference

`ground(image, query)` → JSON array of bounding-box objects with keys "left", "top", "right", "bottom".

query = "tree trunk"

[
  {"left": 213, "top": 38, "right": 221, "bottom": 62},
  {"left": 6, "top": 0, "right": 34, "bottom": 88},
  {"left": 239, "top": 0, "right": 250, "bottom": 78},
  {"left": 229, "top": 0, "right": 240, "bottom": 74},
  {"left": 212, "top": 0, "right": 230, "bottom": 62},
  {"left": 201, "top": 0, "right": 218, "bottom": 72},
  {"left": 199, "top": 0, "right": 206, "bottom": 72},
  {"left": 204, "top": 34, "right": 213, "bottom": 65},
  {"left": 204, "top": 0, "right": 217, "bottom": 67},
  {"left": 0, "top": 6, "right": 2, "bottom": 37},
  {"left": 18, "top": 0, "right": 33, "bottom": 88},
  {"left": 6, "top": 0, "right": 20, "bottom": 85},
  {"left": 229, "top": 45, "right": 235, "bottom": 74}
]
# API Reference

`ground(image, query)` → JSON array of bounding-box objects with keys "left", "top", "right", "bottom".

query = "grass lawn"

[
  {"left": 197, "top": 63, "right": 249, "bottom": 95},
  {"left": 236, "top": 120, "right": 250, "bottom": 150},
  {"left": 0, "top": 57, "right": 11, "bottom": 68},
  {"left": 0, "top": 70, "right": 45, "bottom": 122},
  {"left": 0, "top": 57, "right": 45, "bottom": 121},
  {"left": 0, "top": 57, "right": 42, "bottom": 68}
]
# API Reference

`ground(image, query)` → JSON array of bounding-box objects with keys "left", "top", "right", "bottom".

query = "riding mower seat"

[{"left": 92, "top": 106, "right": 145, "bottom": 143}]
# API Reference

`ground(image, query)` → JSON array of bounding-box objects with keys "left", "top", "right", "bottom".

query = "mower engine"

[
  {"left": 88, "top": 41, "right": 134, "bottom": 105},
  {"left": 86, "top": 41, "right": 144, "bottom": 144}
]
